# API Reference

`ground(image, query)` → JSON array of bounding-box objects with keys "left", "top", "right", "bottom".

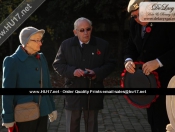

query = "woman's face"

[{"left": 26, "top": 33, "right": 43, "bottom": 53}]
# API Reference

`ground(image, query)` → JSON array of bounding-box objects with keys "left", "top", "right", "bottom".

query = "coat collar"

[
  {"left": 71, "top": 36, "right": 97, "bottom": 46},
  {"left": 15, "top": 45, "right": 37, "bottom": 61}
]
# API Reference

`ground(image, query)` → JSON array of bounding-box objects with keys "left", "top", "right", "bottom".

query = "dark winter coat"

[
  {"left": 124, "top": 19, "right": 175, "bottom": 128},
  {"left": 53, "top": 36, "right": 115, "bottom": 110}
]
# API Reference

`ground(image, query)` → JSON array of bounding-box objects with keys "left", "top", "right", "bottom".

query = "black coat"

[
  {"left": 53, "top": 36, "right": 115, "bottom": 110},
  {"left": 124, "top": 19, "right": 175, "bottom": 87},
  {"left": 124, "top": 19, "right": 175, "bottom": 128}
]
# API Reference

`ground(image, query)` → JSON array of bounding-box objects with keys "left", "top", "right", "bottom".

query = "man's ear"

[{"left": 73, "top": 30, "right": 77, "bottom": 36}]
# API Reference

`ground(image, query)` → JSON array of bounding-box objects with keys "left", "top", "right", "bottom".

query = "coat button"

[
  {"left": 143, "top": 50, "right": 146, "bottom": 53},
  {"left": 36, "top": 67, "right": 39, "bottom": 71}
]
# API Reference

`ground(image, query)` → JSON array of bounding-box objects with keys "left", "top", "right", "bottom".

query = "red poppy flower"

[
  {"left": 146, "top": 26, "right": 151, "bottom": 33},
  {"left": 96, "top": 49, "right": 101, "bottom": 55},
  {"left": 36, "top": 54, "right": 40, "bottom": 59}
]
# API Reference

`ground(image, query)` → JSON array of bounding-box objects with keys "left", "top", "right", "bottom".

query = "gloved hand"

[
  {"left": 2, "top": 122, "right": 15, "bottom": 128},
  {"left": 166, "top": 124, "right": 175, "bottom": 132},
  {"left": 48, "top": 110, "right": 57, "bottom": 122}
]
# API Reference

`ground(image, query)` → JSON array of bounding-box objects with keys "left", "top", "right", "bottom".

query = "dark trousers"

[
  {"left": 146, "top": 95, "right": 169, "bottom": 132},
  {"left": 65, "top": 109, "right": 99, "bottom": 132},
  {"left": 15, "top": 116, "right": 48, "bottom": 132}
]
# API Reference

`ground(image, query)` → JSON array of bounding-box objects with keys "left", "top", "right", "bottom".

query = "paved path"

[{"left": 1, "top": 95, "right": 151, "bottom": 132}]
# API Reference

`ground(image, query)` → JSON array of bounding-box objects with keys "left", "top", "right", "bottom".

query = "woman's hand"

[
  {"left": 48, "top": 110, "right": 58, "bottom": 122},
  {"left": 2, "top": 122, "right": 15, "bottom": 128}
]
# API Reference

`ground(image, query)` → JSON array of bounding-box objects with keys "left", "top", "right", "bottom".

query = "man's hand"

[
  {"left": 142, "top": 59, "right": 160, "bottom": 75},
  {"left": 125, "top": 61, "right": 135, "bottom": 73},
  {"left": 85, "top": 68, "right": 96, "bottom": 80},
  {"left": 73, "top": 69, "right": 84, "bottom": 77}
]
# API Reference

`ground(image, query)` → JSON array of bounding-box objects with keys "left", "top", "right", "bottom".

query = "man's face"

[
  {"left": 73, "top": 20, "right": 92, "bottom": 43},
  {"left": 131, "top": 9, "right": 148, "bottom": 26}
]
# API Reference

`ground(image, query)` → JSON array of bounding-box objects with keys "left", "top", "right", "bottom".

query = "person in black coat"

[
  {"left": 52, "top": 17, "right": 115, "bottom": 132},
  {"left": 124, "top": 0, "right": 175, "bottom": 132}
]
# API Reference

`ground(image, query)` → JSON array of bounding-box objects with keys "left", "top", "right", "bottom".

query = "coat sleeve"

[
  {"left": 92, "top": 42, "right": 116, "bottom": 82},
  {"left": 2, "top": 56, "right": 17, "bottom": 88},
  {"left": 157, "top": 23, "right": 175, "bottom": 70},
  {"left": 124, "top": 19, "right": 139, "bottom": 61},
  {"left": 2, "top": 56, "right": 16, "bottom": 123},
  {"left": 52, "top": 43, "right": 77, "bottom": 78}
]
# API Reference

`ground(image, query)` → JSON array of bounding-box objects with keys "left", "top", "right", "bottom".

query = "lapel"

[{"left": 142, "top": 22, "right": 154, "bottom": 49}]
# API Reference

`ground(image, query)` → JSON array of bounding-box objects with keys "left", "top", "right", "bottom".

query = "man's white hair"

[{"left": 74, "top": 17, "right": 92, "bottom": 30}]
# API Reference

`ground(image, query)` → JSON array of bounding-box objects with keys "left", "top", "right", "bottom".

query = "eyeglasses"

[
  {"left": 30, "top": 40, "right": 43, "bottom": 43},
  {"left": 131, "top": 14, "right": 139, "bottom": 19},
  {"left": 77, "top": 28, "right": 91, "bottom": 33}
]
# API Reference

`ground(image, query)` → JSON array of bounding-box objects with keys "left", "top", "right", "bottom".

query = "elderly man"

[
  {"left": 53, "top": 17, "right": 115, "bottom": 132},
  {"left": 124, "top": 0, "right": 175, "bottom": 132}
]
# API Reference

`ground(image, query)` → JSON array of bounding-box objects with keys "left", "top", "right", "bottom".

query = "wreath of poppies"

[{"left": 120, "top": 61, "right": 161, "bottom": 108}]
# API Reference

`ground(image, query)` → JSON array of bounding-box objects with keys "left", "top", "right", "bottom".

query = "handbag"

[
  {"left": 14, "top": 54, "right": 42, "bottom": 122},
  {"left": 14, "top": 102, "right": 39, "bottom": 122}
]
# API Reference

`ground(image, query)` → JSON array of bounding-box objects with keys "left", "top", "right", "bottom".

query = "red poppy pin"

[
  {"left": 36, "top": 54, "right": 40, "bottom": 59},
  {"left": 145, "top": 23, "right": 153, "bottom": 33},
  {"left": 146, "top": 26, "right": 151, "bottom": 33},
  {"left": 96, "top": 49, "right": 101, "bottom": 55}
]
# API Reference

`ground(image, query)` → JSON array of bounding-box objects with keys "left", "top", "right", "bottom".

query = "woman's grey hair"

[{"left": 74, "top": 17, "right": 92, "bottom": 30}]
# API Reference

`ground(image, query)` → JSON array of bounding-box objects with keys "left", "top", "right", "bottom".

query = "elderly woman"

[{"left": 1, "top": 26, "right": 57, "bottom": 132}]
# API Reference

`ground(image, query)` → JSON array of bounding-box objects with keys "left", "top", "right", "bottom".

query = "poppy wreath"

[{"left": 120, "top": 61, "right": 160, "bottom": 108}]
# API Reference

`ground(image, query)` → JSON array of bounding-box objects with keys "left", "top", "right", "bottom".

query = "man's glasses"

[
  {"left": 131, "top": 14, "right": 139, "bottom": 19},
  {"left": 30, "top": 40, "right": 43, "bottom": 43},
  {"left": 77, "top": 28, "right": 91, "bottom": 33}
]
